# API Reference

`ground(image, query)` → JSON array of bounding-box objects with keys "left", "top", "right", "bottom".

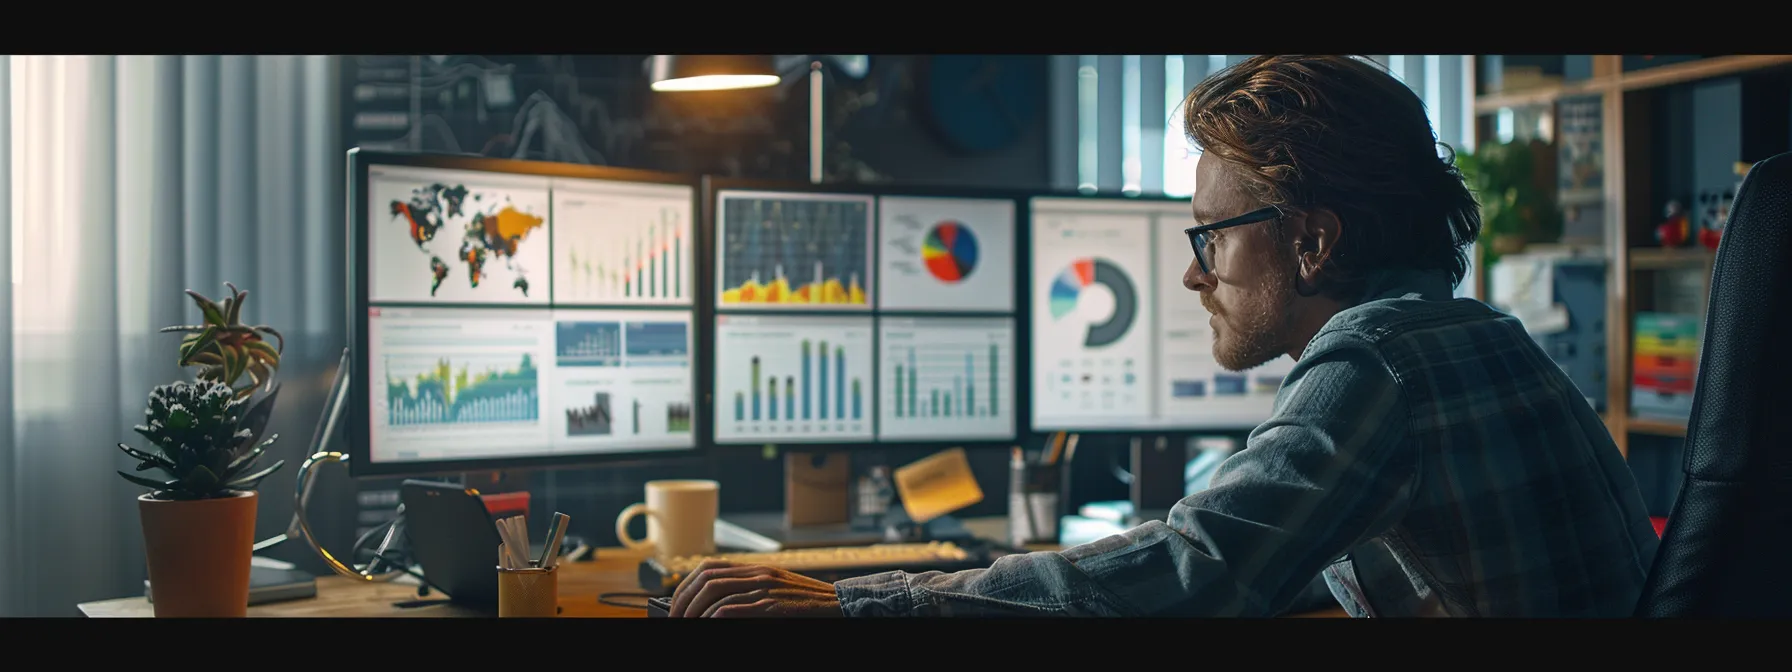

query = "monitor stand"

[
  {"left": 718, "top": 451, "right": 971, "bottom": 549},
  {"left": 1130, "top": 436, "right": 1185, "bottom": 514}
]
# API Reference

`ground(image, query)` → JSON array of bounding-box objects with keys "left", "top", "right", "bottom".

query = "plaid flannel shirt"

[{"left": 835, "top": 268, "right": 1659, "bottom": 617}]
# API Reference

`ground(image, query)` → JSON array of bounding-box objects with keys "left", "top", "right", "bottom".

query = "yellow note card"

[{"left": 894, "top": 447, "right": 984, "bottom": 524}]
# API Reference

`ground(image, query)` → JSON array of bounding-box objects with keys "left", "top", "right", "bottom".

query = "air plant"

[{"left": 160, "top": 283, "right": 284, "bottom": 400}]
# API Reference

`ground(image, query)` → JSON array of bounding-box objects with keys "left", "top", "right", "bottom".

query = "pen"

[
  {"left": 500, "top": 516, "right": 526, "bottom": 569},
  {"left": 508, "top": 517, "right": 530, "bottom": 567},
  {"left": 1040, "top": 432, "right": 1061, "bottom": 465},
  {"left": 539, "top": 512, "right": 571, "bottom": 569},
  {"left": 494, "top": 518, "right": 517, "bottom": 569}
]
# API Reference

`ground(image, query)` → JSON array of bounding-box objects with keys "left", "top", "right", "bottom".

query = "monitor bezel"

[
  {"left": 702, "top": 176, "right": 1041, "bottom": 450},
  {"left": 347, "top": 149, "right": 710, "bottom": 478}
]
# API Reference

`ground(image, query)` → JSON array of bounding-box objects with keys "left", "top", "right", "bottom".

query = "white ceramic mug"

[{"left": 614, "top": 479, "right": 718, "bottom": 559}]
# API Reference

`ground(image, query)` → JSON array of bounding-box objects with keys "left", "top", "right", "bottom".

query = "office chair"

[{"left": 1634, "top": 151, "right": 1792, "bottom": 617}]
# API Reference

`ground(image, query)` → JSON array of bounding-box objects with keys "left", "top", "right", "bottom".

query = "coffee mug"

[{"left": 614, "top": 479, "right": 718, "bottom": 559}]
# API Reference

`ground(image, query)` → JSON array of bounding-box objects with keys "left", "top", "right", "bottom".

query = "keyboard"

[{"left": 638, "top": 541, "right": 987, "bottom": 596}]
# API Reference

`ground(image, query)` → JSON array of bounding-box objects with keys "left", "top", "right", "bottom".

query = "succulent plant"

[
  {"left": 160, "top": 283, "right": 284, "bottom": 400},
  {"left": 116, "top": 379, "right": 285, "bottom": 500}
]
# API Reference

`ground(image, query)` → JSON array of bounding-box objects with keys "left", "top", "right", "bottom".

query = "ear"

[{"left": 1291, "top": 207, "right": 1342, "bottom": 286}]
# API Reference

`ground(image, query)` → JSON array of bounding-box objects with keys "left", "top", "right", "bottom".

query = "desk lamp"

[
  {"left": 645, "top": 54, "right": 869, "bottom": 184},
  {"left": 252, "top": 347, "right": 407, "bottom": 583}
]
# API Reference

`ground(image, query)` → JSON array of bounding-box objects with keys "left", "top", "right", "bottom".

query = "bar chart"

[
  {"left": 566, "top": 391, "right": 613, "bottom": 436},
  {"left": 714, "top": 314, "right": 873, "bottom": 443},
  {"left": 877, "top": 317, "right": 1015, "bottom": 441},
  {"left": 551, "top": 181, "right": 695, "bottom": 306},
  {"left": 555, "top": 322, "right": 622, "bottom": 367},
  {"left": 550, "top": 309, "right": 695, "bottom": 450}
]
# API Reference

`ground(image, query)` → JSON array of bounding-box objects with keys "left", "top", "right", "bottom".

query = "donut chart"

[
  {"left": 921, "top": 221, "right": 979, "bottom": 283},
  {"left": 1048, "top": 257, "right": 1137, "bottom": 348}
]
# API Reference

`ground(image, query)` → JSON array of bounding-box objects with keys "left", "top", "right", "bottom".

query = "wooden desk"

[
  {"left": 79, "top": 546, "right": 654, "bottom": 618},
  {"left": 79, "top": 516, "right": 1346, "bottom": 618}
]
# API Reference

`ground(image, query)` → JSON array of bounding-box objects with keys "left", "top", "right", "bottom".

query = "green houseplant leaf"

[{"left": 118, "top": 283, "right": 286, "bottom": 501}]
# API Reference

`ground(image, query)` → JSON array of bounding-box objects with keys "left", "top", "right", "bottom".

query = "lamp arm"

[
  {"left": 292, "top": 451, "right": 406, "bottom": 582},
  {"left": 810, "top": 61, "right": 824, "bottom": 184}
]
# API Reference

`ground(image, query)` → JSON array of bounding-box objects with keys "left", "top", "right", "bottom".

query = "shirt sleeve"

[{"left": 834, "top": 333, "right": 1417, "bottom": 616}]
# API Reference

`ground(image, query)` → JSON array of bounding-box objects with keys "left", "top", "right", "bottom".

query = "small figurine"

[
  {"left": 1700, "top": 190, "right": 1732, "bottom": 251},
  {"left": 1656, "top": 199, "right": 1691, "bottom": 247}
]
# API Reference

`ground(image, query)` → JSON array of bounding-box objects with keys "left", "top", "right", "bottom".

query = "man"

[{"left": 668, "top": 55, "right": 1660, "bottom": 618}]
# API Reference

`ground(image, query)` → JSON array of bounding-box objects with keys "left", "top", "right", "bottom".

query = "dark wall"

[
  {"left": 342, "top": 55, "right": 1049, "bottom": 188},
  {"left": 278, "top": 55, "right": 1061, "bottom": 572}
]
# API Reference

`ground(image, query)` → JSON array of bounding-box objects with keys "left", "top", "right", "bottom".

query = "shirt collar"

[{"left": 1356, "top": 267, "right": 1454, "bottom": 304}]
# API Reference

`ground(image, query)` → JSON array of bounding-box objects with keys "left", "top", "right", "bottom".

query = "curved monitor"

[{"left": 348, "top": 150, "right": 703, "bottom": 477}]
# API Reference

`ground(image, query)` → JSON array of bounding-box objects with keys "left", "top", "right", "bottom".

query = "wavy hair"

[{"left": 1183, "top": 55, "right": 1481, "bottom": 298}]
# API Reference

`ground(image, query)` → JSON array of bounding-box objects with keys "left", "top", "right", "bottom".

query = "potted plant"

[
  {"left": 1457, "top": 139, "right": 1562, "bottom": 264},
  {"left": 116, "top": 284, "right": 286, "bottom": 617}
]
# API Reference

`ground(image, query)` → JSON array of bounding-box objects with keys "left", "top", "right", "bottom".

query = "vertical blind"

[{"left": 1048, "top": 54, "right": 1481, "bottom": 296}]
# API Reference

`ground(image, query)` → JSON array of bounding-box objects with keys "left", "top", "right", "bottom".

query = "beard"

[{"left": 1203, "top": 259, "right": 1296, "bottom": 371}]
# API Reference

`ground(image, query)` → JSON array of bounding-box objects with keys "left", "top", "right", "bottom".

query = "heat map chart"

[
  {"left": 716, "top": 191, "right": 874, "bottom": 310},
  {"left": 876, "top": 196, "right": 1015, "bottom": 312}
]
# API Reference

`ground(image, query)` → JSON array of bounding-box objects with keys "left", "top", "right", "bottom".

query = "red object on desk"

[
  {"left": 482, "top": 491, "right": 530, "bottom": 521},
  {"left": 1651, "top": 517, "right": 1667, "bottom": 537}
]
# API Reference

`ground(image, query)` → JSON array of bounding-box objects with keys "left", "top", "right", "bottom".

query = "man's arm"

[{"left": 835, "top": 334, "right": 1417, "bottom": 616}]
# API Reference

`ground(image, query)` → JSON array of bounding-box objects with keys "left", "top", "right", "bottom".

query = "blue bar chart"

[{"left": 714, "top": 314, "right": 873, "bottom": 443}]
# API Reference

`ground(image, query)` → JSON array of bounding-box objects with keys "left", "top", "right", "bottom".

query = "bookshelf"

[{"left": 1472, "top": 55, "right": 1792, "bottom": 460}]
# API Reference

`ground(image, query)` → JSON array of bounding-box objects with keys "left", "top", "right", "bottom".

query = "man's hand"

[{"left": 667, "top": 560, "right": 844, "bottom": 617}]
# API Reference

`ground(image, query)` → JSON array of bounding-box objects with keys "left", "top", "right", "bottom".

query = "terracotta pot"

[
  {"left": 139, "top": 490, "right": 257, "bottom": 617},
  {"left": 1492, "top": 234, "right": 1528, "bottom": 255}
]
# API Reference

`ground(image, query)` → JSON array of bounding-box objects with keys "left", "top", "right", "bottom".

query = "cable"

[
  {"left": 374, "top": 550, "right": 452, "bottom": 599},
  {"left": 599, "top": 592, "right": 654, "bottom": 610},
  {"left": 349, "top": 514, "right": 404, "bottom": 571},
  {"left": 1110, "top": 450, "right": 1134, "bottom": 485}
]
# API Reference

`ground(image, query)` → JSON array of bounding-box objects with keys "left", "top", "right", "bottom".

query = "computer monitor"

[
  {"left": 347, "top": 150, "right": 704, "bottom": 477},
  {"left": 873, "top": 193, "right": 1020, "bottom": 444},
  {"left": 1028, "top": 194, "right": 1290, "bottom": 433},
  {"left": 705, "top": 178, "right": 1022, "bottom": 446}
]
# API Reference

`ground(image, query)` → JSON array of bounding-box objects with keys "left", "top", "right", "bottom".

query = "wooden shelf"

[
  {"left": 1628, "top": 416, "right": 1688, "bottom": 437},
  {"left": 1475, "top": 83, "right": 1600, "bottom": 113},
  {"left": 1474, "top": 55, "right": 1792, "bottom": 114},
  {"left": 1629, "top": 246, "right": 1716, "bottom": 271}
]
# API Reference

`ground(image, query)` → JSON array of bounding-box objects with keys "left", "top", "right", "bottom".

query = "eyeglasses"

[{"left": 1183, "top": 205, "right": 1285, "bottom": 276}]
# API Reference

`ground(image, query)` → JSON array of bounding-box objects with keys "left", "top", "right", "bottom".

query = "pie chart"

[
  {"left": 922, "top": 221, "right": 979, "bottom": 283},
  {"left": 1048, "top": 257, "right": 1137, "bottom": 348}
]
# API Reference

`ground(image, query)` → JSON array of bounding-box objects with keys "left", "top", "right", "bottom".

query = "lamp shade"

[{"left": 646, "top": 55, "right": 781, "bottom": 92}]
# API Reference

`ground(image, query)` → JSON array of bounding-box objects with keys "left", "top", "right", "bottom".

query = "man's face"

[{"left": 1183, "top": 152, "right": 1296, "bottom": 371}]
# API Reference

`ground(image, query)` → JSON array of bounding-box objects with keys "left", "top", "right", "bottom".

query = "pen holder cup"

[
  {"left": 1008, "top": 462, "right": 1062, "bottom": 546},
  {"left": 497, "top": 565, "right": 561, "bottom": 617}
]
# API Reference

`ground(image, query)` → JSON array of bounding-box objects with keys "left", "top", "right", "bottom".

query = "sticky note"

[{"left": 894, "top": 447, "right": 984, "bottom": 524}]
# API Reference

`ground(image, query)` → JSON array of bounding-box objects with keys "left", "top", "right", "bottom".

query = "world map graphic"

[{"left": 388, "top": 183, "right": 545, "bottom": 297}]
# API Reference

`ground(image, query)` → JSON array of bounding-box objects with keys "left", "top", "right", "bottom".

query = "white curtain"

[{"left": 4, "top": 55, "right": 346, "bottom": 616}]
